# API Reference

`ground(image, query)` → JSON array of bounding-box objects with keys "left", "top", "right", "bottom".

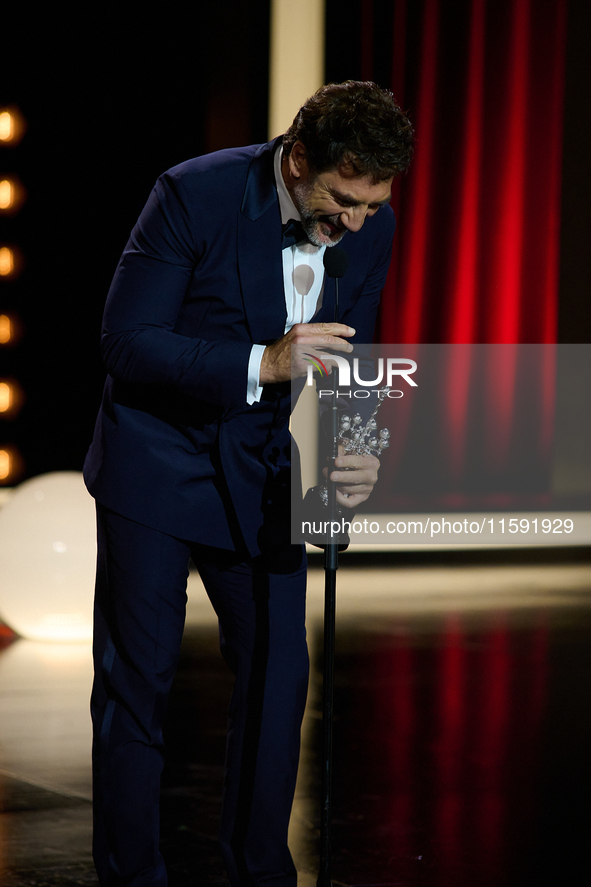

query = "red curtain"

[
  {"left": 362, "top": 615, "right": 549, "bottom": 884},
  {"left": 363, "top": 0, "right": 567, "bottom": 346}
]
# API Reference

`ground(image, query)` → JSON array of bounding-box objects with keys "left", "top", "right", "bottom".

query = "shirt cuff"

[{"left": 247, "top": 344, "right": 266, "bottom": 404}]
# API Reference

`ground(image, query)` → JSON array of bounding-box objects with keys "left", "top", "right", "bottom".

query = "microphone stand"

[
  {"left": 314, "top": 249, "right": 389, "bottom": 886},
  {"left": 312, "top": 248, "right": 389, "bottom": 883},
  {"left": 318, "top": 255, "right": 343, "bottom": 887},
  {"left": 317, "top": 390, "right": 338, "bottom": 887}
]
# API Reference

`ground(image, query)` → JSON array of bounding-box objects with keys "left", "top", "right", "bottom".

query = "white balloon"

[{"left": 0, "top": 472, "right": 96, "bottom": 642}]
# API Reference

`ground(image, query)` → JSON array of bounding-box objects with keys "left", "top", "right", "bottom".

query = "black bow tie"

[{"left": 281, "top": 219, "right": 308, "bottom": 249}]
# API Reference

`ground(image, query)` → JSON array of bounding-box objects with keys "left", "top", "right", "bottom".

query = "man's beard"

[{"left": 292, "top": 182, "right": 346, "bottom": 248}]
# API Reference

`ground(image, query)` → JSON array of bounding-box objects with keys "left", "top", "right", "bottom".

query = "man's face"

[{"left": 287, "top": 142, "right": 393, "bottom": 248}]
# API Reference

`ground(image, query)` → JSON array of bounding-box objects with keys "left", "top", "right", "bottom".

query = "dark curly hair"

[{"left": 283, "top": 80, "right": 414, "bottom": 182}]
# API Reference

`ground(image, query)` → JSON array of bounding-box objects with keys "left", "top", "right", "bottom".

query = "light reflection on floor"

[
  {"left": 0, "top": 641, "right": 93, "bottom": 799},
  {"left": 1, "top": 558, "right": 591, "bottom": 886}
]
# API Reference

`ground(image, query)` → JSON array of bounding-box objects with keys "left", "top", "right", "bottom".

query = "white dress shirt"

[{"left": 246, "top": 146, "right": 327, "bottom": 404}]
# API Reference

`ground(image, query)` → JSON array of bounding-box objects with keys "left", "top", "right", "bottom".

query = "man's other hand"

[
  {"left": 323, "top": 453, "right": 380, "bottom": 509},
  {"left": 259, "top": 322, "right": 355, "bottom": 385}
]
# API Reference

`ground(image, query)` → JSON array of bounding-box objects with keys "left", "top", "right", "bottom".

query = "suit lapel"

[{"left": 237, "top": 138, "right": 287, "bottom": 344}]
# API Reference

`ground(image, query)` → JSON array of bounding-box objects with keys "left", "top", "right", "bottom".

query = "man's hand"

[
  {"left": 259, "top": 322, "right": 355, "bottom": 385},
  {"left": 323, "top": 452, "right": 380, "bottom": 509}
]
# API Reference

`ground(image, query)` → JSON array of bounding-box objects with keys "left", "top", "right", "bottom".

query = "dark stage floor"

[{"left": 1, "top": 555, "right": 591, "bottom": 886}]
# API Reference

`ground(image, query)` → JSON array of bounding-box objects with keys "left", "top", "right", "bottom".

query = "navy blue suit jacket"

[{"left": 83, "top": 137, "right": 395, "bottom": 556}]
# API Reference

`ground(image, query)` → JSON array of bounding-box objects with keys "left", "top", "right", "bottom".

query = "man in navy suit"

[{"left": 85, "top": 81, "right": 413, "bottom": 887}]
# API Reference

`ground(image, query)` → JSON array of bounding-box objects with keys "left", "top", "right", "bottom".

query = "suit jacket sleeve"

[{"left": 100, "top": 170, "right": 252, "bottom": 409}]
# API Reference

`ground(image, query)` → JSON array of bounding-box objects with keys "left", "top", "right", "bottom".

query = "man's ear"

[{"left": 288, "top": 140, "right": 309, "bottom": 181}]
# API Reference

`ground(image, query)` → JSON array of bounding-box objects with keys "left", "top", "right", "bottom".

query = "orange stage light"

[
  {"left": 0, "top": 379, "right": 23, "bottom": 417},
  {"left": 0, "top": 108, "right": 26, "bottom": 146},
  {"left": 0, "top": 446, "right": 24, "bottom": 483},
  {"left": 0, "top": 178, "right": 25, "bottom": 214},
  {"left": 0, "top": 315, "right": 12, "bottom": 344},
  {"left": 0, "top": 247, "right": 14, "bottom": 276},
  {"left": 0, "top": 314, "right": 23, "bottom": 346},
  {"left": 0, "top": 246, "right": 23, "bottom": 278}
]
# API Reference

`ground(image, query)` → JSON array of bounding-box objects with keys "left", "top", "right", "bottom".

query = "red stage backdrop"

[{"left": 358, "top": 0, "right": 568, "bottom": 346}]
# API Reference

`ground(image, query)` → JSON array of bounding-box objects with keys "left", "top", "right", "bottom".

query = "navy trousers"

[{"left": 91, "top": 505, "right": 309, "bottom": 887}]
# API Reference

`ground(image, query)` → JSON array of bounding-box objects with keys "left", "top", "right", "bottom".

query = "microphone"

[{"left": 323, "top": 246, "right": 349, "bottom": 279}]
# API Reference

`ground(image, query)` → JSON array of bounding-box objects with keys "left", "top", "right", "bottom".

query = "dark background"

[
  {"left": 0, "top": 2, "right": 270, "bottom": 479},
  {"left": 1, "top": 0, "right": 589, "bottom": 482}
]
